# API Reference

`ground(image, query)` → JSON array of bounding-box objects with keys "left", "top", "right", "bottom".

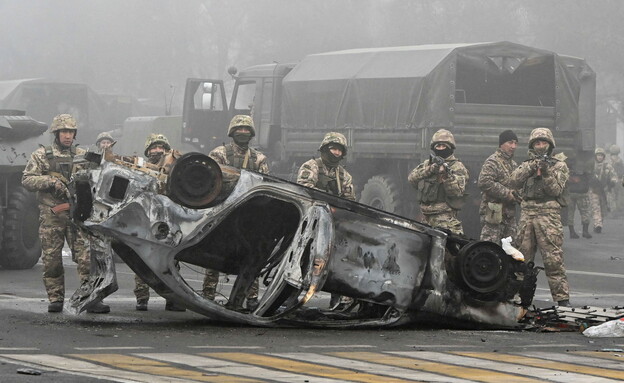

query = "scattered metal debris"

[
  {"left": 523, "top": 305, "right": 624, "bottom": 332},
  {"left": 17, "top": 368, "right": 42, "bottom": 375}
]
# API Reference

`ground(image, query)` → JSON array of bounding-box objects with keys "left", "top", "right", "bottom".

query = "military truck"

[
  {"left": 181, "top": 42, "right": 597, "bottom": 238},
  {"left": 0, "top": 110, "right": 47, "bottom": 269}
]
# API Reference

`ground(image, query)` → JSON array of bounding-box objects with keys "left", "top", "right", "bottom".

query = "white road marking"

[
  {"left": 74, "top": 346, "right": 154, "bottom": 351},
  {"left": 298, "top": 345, "right": 376, "bottom": 349},
  {"left": 273, "top": 352, "right": 474, "bottom": 383},
  {"left": 139, "top": 353, "right": 347, "bottom": 383},
  {"left": 188, "top": 345, "right": 264, "bottom": 349},
  {"left": 0, "top": 354, "right": 191, "bottom": 383},
  {"left": 392, "top": 351, "right": 623, "bottom": 383},
  {"left": 518, "top": 351, "right": 624, "bottom": 370}
]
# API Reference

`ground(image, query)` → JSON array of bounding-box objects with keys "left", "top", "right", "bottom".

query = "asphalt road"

[{"left": 0, "top": 217, "right": 622, "bottom": 382}]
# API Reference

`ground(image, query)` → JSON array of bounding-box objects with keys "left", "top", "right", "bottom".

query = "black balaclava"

[
  {"left": 320, "top": 145, "right": 342, "bottom": 167},
  {"left": 433, "top": 144, "right": 453, "bottom": 159},
  {"left": 232, "top": 129, "right": 252, "bottom": 149}
]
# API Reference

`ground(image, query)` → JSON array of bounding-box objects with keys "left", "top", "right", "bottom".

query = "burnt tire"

[
  {"left": 0, "top": 187, "right": 41, "bottom": 269},
  {"left": 359, "top": 174, "right": 404, "bottom": 214}
]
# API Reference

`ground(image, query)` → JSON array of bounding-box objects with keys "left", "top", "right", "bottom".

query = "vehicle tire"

[
  {"left": 0, "top": 187, "right": 41, "bottom": 269},
  {"left": 359, "top": 174, "right": 405, "bottom": 214}
]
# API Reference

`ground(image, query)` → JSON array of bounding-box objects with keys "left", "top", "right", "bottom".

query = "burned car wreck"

[{"left": 69, "top": 151, "right": 538, "bottom": 328}]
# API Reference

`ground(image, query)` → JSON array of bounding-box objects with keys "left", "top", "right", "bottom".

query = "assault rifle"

[{"left": 430, "top": 151, "right": 451, "bottom": 174}]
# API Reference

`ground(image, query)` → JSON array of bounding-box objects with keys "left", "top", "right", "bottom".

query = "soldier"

[
  {"left": 607, "top": 144, "right": 624, "bottom": 216},
  {"left": 297, "top": 132, "right": 355, "bottom": 310},
  {"left": 477, "top": 129, "right": 521, "bottom": 245},
  {"left": 510, "top": 127, "right": 571, "bottom": 307},
  {"left": 22, "top": 114, "right": 110, "bottom": 313},
  {"left": 95, "top": 132, "right": 114, "bottom": 150},
  {"left": 141, "top": 133, "right": 186, "bottom": 311},
  {"left": 202, "top": 115, "right": 269, "bottom": 310},
  {"left": 589, "top": 147, "right": 617, "bottom": 233},
  {"left": 565, "top": 154, "right": 593, "bottom": 239},
  {"left": 408, "top": 129, "right": 469, "bottom": 235}
]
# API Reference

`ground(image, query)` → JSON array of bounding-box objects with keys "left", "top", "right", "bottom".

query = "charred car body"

[{"left": 70, "top": 151, "right": 537, "bottom": 328}]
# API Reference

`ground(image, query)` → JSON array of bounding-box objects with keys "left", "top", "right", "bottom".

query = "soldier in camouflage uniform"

[
  {"left": 408, "top": 129, "right": 469, "bottom": 235},
  {"left": 565, "top": 154, "right": 593, "bottom": 239},
  {"left": 202, "top": 115, "right": 268, "bottom": 310},
  {"left": 22, "top": 114, "right": 109, "bottom": 313},
  {"left": 95, "top": 132, "right": 114, "bottom": 150},
  {"left": 510, "top": 127, "right": 571, "bottom": 306},
  {"left": 478, "top": 129, "right": 521, "bottom": 245},
  {"left": 297, "top": 132, "right": 355, "bottom": 309},
  {"left": 607, "top": 144, "right": 624, "bottom": 216},
  {"left": 589, "top": 147, "right": 617, "bottom": 233},
  {"left": 141, "top": 133, "right": 186, "bottom": 311}
]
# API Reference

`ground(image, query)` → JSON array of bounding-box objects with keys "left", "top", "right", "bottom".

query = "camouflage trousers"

[
  {"left": 202, "top": 269, "right": 259, "bottom": 301},
  {"left": 422, "top": 210, "right": 464, "bottom": 235},
  {"left": 589, "top": 190, "right": 608, "bottom": 228},
  {"left": 134, "top": 275, "right": 150, "bottom": 301},
  {"left": 479, "top": 214, "right": 516, "bottom": 246},
  {"left": 567, "top": 192, "right": 591, "bottom": 226},
  {"left": 39, "top": 207, "right": 91, "bottom": 303},
  {"left": 515, "top": 208, "right": 569, "bottom": 302},
  {"left": 607, "top": 183, "right": 624, "bottom": 216}
]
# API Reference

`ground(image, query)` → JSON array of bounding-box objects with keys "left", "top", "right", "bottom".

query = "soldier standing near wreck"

[
  {"left": 140, "top": 133, "right": 186, "bottom": 311},
  {"left": 510, "top": 127, "right": 571, "bottom": 307},
  {"left": 565, "top": 154, "right": 593, "bottom": 239},
  {"left": 408, "top": 129, "right": 469, "bottom": 235},
  {"left": 202, "top": 115, "right": 269, "bottom": 310},
  {"left": 607, "top": 144, "right": 624, "bottom": 216},
  {"left": 477, "top": 129, "right": 521, "bottom": 245},
  {"left": 22, "top": 114, "right": 109, "bottom": 313},
  {"left": 297, "top": 132, "right": 355, "bottom": 310},
  {"left": 589, "top": 147, "right": 617, "bottom": 233}
]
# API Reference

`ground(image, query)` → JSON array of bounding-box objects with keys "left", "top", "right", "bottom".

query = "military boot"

[
  {"left": 48, "top": 301, "right": 63, "bottom": 313},
  {"left": 568, "top": 225, "right": 579, "bottom": 239},
  {"left": 594, "top": 226, "right": 602, "bottom": 234},
  {"left": 87, "top": 301, "right": 110, "bottom": 314},
  {"left": 135, "top": 299, "right": 148, "bottom": 311},
  {"left": 165, "top": 300, "right": 186, "bottom": 312},
  {"left": 582, "top": 223, "right": 592, "bottom": 239},
  {"left": 557, "top": 299, "right": 571, "bottom": 307}
]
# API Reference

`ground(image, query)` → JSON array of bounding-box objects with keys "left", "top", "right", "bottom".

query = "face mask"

[
  {"left": 533, "top": 146, "right": 549, "bottom": 156},
  {"left": 321, "top": 149, "right": 341, "bottom": 166},
  {"left": 148, "top": 152, "right": 164, "bottom": 164},
  {"left": 233, "top": 132, "right": 252, "bottom": 147},
  {"left": 433, "top": 146, "right": 453, "bottom": 159}
]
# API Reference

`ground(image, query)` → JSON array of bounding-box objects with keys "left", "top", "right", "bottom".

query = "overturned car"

[{"left": 69, "top": 151, "right": 537, "bottom": 328}]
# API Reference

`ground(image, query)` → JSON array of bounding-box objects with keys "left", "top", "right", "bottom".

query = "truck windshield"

[{"left": 232, "top": 81, "right": 256, "bottom": 113}]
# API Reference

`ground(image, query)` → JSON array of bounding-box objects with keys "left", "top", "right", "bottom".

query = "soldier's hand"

[
  {"left": 509, "top": 190, "right": 522, "bottom": 203},
  {"left": 53, "top": 179, "right": 69, "bottom": 196},
  {"left": 539, "top": 161, "right": 550, "bottom": 176}
]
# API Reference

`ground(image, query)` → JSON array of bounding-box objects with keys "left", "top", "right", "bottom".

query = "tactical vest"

[
  {"left": 314, "top": 158, "right": 345, "bottom": 196},
  {"left": 44, "top": 145, "right": 77, "bottom": 184},
  {"left": 417, "top": 159, "right": 455, "bottom": 205},
  {"left": 226, "top": 144, "right": 259, "bottom": 170}
]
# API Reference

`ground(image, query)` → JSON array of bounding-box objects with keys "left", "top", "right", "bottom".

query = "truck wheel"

[
  {"left": 360, "top": 175, "right": 404, "bottom": 214},
  {"left": 0, "top": 187, "right": 41, "bottom": 269}
]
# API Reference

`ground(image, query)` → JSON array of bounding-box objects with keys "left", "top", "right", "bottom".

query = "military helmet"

[
  {"left": 96, "top": 132, "right": 114, "bottom": 146},
  {"left": 430, "top": 129, "right": 456, "bottom": 150},
  {"left": 227, "top": 115, "right": 255, "bottom": 137},
  {"left": 49, "top": 114, "right": 77, "bottom": 133},
  {"left": 144, "top": 133, "right": 171, "bottom": 156},
  {"left": 595, "top": 147, "right": 606, "bottom": 156},
  {"left": 528, "top": 127, "right": 556, "bottom": 149},
  {"left": 319, "top": 132, "right": 348, "bottom": 155},
  {"left": 609, "top": 144, "right": 620, "bottom": 155}
]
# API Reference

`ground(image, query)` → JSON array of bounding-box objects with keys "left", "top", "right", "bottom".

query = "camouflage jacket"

[
  {"left": 477, "top": 149, "right": 518, "bottom": 216},
  {"left": 594, "top": 160, "right": 618, "bottom": 191},
  {"left": 509, "top": 151, "right": 569, "bottom": 211},
  {"left": 209, "top": 142, "right": 269, "bottom": 174},
  {"left": 610, "top": 155, "right": 624, "bottom": 178},
  {"left": 408, "top": 154, "right": 469, "bottom": 214},
  {"left": 297, "top": 158, "right": 356, "bottom": 201},
  {"left": 22, "top": 142, "right": 86, "bottom": 207}
]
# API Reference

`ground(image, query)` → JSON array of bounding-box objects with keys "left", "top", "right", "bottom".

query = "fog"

[{"left": 1, "top": 0, "right": 623, "bottom": 145}]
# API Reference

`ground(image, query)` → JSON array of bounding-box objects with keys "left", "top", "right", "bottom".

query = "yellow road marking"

[
  {"left": 202, "top": 352, "right": 419, "bottom": 383},
  {"left": 454, "top": 352, "right": 624, "bottom": 380},
  {"left": 70, "top": 354, "right": 262, "bottom": 383},
  {"left": 332, "top": 351, "right": 542, "bottom": 383},
  {"left": 572, "top": 351, "right": 624, "bottom": 362}
]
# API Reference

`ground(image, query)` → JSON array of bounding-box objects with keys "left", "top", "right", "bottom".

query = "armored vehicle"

[{"left": 0, "top": 110, "right": 46, "bottom": 269}]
